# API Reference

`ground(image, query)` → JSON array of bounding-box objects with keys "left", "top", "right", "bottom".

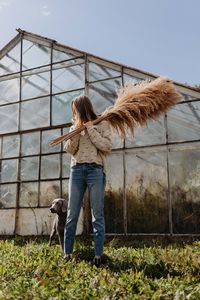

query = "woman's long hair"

[{"left": 72, "top": 95, "right": 97, "bottom": 127}]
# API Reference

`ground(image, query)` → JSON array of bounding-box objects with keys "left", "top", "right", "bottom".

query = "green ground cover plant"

[{"left": 0, "top": 237, "right": 199, "bottom": 299}]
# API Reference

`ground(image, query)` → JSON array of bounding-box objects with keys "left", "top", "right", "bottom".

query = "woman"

[{"left": 64, "top": 95, "right": 112, "bottom": 267}]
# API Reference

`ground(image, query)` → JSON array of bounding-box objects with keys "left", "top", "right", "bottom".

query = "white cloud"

[{"left": 41, "top": 5, "right": 51, "bottom": 17}]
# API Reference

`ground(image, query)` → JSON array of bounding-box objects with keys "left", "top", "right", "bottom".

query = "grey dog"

[{"left": 49, "top": 198, "right": 68, "bottom": 251}]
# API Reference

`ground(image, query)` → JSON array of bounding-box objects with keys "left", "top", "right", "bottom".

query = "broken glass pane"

[
  {"left": 0, "top": 103, "right": 19, "bottom": 134},
  {"left": 167, "top": 101, "right": 200, "bottom": 142},
  {"left": 0, "top": 77, "right": 20, "bottom": 104},
  {"left": 2, "top": 134, "right": 20, "bottom": 158},
  {"left": 20, "top": 157, "right": 39, "bottom": 181},
  {"left": 20, "top": 97, "right": 50, "bottom": 130},
  {"left": 169, "top": 143, "right": 200, "bottom": 234},
  {"left": 89, "top": 78, "right": 121, "bottom": 115},
  {"left": 126, "top": 149, "right": 169, "bottom": 233},
  {"left": 40, "top": 154, "right": 60, "bottom": 179},
  {"left": 52, "top": 90, "right": 83, "bottom": 126},
  {"left": 0, "top": 184, "right": 17, "bottom": 208},
  {"left": 52, "top": 64, "right": 84, "bottom": 94},
  {"left": 39, "top": 180, "right": 60, "bottom": 206},
  {"left": 42, "top": 129, "right": 61, "bottom": 153},
  {"left": 21, "top": 71, "right": 50, "bottom": 99},
  {"left": 125, "top": 116, "right": 166, "bottom": 148},
  {"left": 1, "top": 159, "right": 18, "bottom": 183},
  {"left": 105, "top": 152, "right": 124, "bottom": 233},
  {"left": 19, "top": 182, "right": 39, "bottom": 207},
  {"left": 21, "top": 132, "right": 40, "bottom": 156},
  {"left": 89, "top": 62, "right": 121, "bottom": 82},
  {"left": 22, "top": 39, "right": 51, "bottom": 70},
  {"left": 0, "top": 42, "right": 21, "bottom": 76}
]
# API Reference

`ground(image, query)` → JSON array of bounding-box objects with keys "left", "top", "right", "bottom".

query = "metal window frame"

[{"left": 0, "top": 32, "right": 200, "bottom": 236}]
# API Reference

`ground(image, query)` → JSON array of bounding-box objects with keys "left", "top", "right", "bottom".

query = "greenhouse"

[{"left": 0, "top": 28, "right": 200, "bottom": 236}]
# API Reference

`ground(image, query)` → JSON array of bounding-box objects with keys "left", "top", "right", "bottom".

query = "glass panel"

[
  {"left": 22, "top": 65, "right": 50, "bottom": 75},
  {"left": 61, "top": 127, "right": 70, "bottom": 152},
  {"left": 62, "top": 179, "right": 69, "bottom": 200},
  {"left": 0, "top": 103, "right": 19, "bottom": 134},
  {"left": 42, "top": 129, "right": 61, "bottom": 153},
  {"left": 2, "top": 135, "right": 20, "bottom": 158},
  {"left": 0, "top": 184, "right": 17, "bottom": 208},
  {"left": 53, "top": 48, "right": 76, "bottom": 62},
  {"left": 63, "top": 127, "right": 70, "bottom": 134},
  {"left": 111, "top": 134, "right": 124, "bottom": 149},
  {"left": 89, "top": 62, "right": 121, "bottom": 82},
  {"left": 19, "top": 182, "right": 39, "bottom": 207},
  {"left": 126, "top": 149, "right": 169, "bottom": 233},
  {"left": 40, "top": 180, "right": 60, "bottom": 206},
  {"left": 125, "top": 116, "right": 166, "bottom": 148},
  {"left": 52, "top": 90, "right": 83, "bottom": 126},
  {"left": 22, "top": 39, "right": 51, "bottom": 70},
  {"left": 0, "top": 138, "right": 1, "bottom": 158},
  {"left": 52, "top": 64, "right": 84, "bottom": 94},
  {"left": 0, "top": 42, "right": 21, "bottom": 76},
  {"left": 0, "top": 77, "right": 20, "bottom": 105},
  {"left": 105, "top": 152, "right": 124, "bottom": 233},
  {"left": 1, "top": 159, "right": 18, "bottom": 183},
  {"left": 53, "top": 58, "right": 84, "bottom": 70},
  {"left": 123, "top": 73, "right": 143, "bottom": 83},
  {"left": 169, "top": 143, "right": 200, "bottom": 234},
  {"left": 167, "top": 101, "right": 200, "bottom": 142},
  {"left": 181, "top": 93, "right": 197, "bottom": 102},
  {"left": 20, "top": 97, "right": 50, "bottom": 130},
  {"left": 41, "top": 154, "right": 60, "bottom": 179},
  {"left": 62, "top": 153, "right": 71, "bottom": 178},
  {"left": 20, "top": 157, "right": 39, "bottom": 181},
  {"left": 21, "top": 71, "right": 50, "bottom": 100},
  {"left": 21, "top": 132, "right": 40, "bottom": 156},
  {"left": 89, "top": 78, "right": 121, "bottom": 115}
]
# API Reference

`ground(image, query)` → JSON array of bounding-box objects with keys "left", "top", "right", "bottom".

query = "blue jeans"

[{"left": 64, "top": 163, "right": 106, "bottom": 257}]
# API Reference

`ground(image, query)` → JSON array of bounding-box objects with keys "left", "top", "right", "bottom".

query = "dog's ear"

[{"left": 61, "top": 199, "right": 68, "bottom": 213}]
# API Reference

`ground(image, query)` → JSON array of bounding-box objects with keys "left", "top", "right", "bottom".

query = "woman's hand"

[{"left": 84, "top": 121, "right": 93, "bottom": 128}]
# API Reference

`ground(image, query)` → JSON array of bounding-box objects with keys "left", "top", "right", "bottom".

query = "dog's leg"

[
  {"left": 58, "top": 230, "right": 64, "bottom": 252},
  {"left": 49, "top": 219, "right": 57, "bottom": 246}
]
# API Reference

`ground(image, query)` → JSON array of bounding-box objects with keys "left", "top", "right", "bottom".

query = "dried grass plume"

[{"left": 50, "top": 76, "right": 182, "bottom": 146}]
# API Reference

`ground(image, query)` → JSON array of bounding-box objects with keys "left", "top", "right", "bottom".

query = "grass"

[{"left": 0, "top": 236, "right": 200, "bottom": 299}]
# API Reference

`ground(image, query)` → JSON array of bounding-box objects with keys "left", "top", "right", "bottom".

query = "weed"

[{"left": 0, "top": 237, "right": 199, "bottom": 299}]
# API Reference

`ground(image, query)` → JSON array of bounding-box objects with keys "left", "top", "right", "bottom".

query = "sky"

[{"left": 0, "top": 0, "right": 199, "bottom": 86}]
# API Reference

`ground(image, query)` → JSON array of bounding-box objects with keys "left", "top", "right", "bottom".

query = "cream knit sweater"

[{"left": 64, "top": 121, "right": 112, "bottom": 174}]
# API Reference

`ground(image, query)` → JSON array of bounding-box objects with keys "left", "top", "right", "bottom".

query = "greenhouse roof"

[{"left": 0, "top": 28, "right": 199, "bottom": 96}]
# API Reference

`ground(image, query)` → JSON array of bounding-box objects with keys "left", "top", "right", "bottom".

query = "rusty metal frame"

[
  {"left": 165, "top": 112, "right": 173, "bottom": 236},
  {"left": 121, "top": 66, "right": 127, "bottom": 235},
  {"left": 14, "top": 34, "right": 23, "bottom": 234},
  {"left": 0, "top": 33, "right": 21, "bottom": 61}
]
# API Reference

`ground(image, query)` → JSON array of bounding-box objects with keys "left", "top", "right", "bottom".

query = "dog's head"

[{"left": 50, "top": 198, "right": 68, "bottom": 214}]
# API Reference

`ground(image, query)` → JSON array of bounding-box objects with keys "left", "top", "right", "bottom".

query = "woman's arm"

[
  {"left": 85, "top": 121, "right": 112, "bottom": 153},
  {"left": 63, "top": 126, "right": 81, "bottom": 155}
]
